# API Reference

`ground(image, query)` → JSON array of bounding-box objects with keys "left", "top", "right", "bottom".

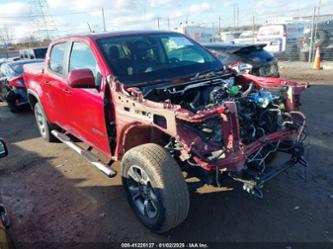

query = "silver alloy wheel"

[
  {"left": 127, "top": 165, "right": 159, "bottom": 219},
  {"left": 34, "top": 105, "right": 46, "bottom": 136}
]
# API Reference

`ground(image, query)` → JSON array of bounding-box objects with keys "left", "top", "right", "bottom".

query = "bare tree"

[{"left": 0, "top": 26, "right": 14, "bottom": 58}]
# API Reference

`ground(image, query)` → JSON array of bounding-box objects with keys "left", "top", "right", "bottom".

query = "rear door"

[
  {"left": 65, "top": 40, "right": 111, "bottom": 156},
  {"left": 42, "top": 42, "right": 71, "bottom": 127}
]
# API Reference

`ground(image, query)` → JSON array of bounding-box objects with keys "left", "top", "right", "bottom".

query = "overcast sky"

[{"left": 0, "top": 0, "right": 332, "bottom": 42}]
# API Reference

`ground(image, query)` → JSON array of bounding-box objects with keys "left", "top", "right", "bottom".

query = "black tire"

[
  {"left": 5, "top": 91, "right": 20, "bottom": 113},
  {"left": 34, "top": 102, "right": 57, "bottom": 142},
  {"left": 121, "top": 143, "right": 190, "bottom": 233}
]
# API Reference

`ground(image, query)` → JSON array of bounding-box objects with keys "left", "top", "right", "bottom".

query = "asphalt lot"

[{"left": 0, "top": 64, "right": 332, "bottom": 248}]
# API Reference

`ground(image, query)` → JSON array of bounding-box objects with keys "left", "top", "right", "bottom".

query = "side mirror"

[
  {"left": 68, "top": 69, "right": 96, "bottom": 88},
  {"left": 0, "top": 139, "right": 8, "bottom": 158}
]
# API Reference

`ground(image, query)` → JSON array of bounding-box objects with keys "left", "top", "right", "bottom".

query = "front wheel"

[
  {"left": 34, "top": 102, "right": 57, "bottom": 142},
  {"left": 121, "top": 143, "right": 190, "bottom": 233}
]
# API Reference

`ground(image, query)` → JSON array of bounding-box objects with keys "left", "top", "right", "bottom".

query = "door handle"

[{"left": 62, "top": 88, "right": 72, "bottom": 94}]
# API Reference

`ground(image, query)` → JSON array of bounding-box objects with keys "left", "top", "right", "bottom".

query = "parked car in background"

[
  {"left": 234, "top": 30, "right": 257, "bottom": 44},
  {"left": 0, "top": 59, "right": 44, "bottom": 112},
  {"left": 19, "top": 47, "right": 47, "bottom": 59},
  {"left": 204, "top": 43, "right": 279, "bottom": 77},
  {"left": 257, "top": 23, "right": 304, "bottom": 60},
  {"left": 174, "top": 26, "right": 219, "bottom": 43},
  {"left": 220, "top": 31, "right": 242, "bottom": 44},
  {"left": 300, "top": 20, "right": 333, "bottom": 61}
]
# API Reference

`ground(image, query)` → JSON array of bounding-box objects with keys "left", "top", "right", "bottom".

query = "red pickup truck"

[{"left": 24, "top": 31, "right": 309, "bottom": 233}]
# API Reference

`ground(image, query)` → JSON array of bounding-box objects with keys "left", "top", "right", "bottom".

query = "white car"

[
  {"left": 234, "top": 31, "right": 257, "bottom": 44},
  {"left": 220, "top": 32, "right": 242, "bottom": 44}
]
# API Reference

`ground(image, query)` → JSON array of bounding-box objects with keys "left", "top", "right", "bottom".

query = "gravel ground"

[
  {"left": 279, "top": 61, "right": 333, "bottom": 83},
  {"left": 0, "top": 65, "right": 332, "bottom": 248}
]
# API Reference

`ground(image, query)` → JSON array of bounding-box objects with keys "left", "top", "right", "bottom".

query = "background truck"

[
  {"left": 19, "top": 47, "right": 47, "bottom": 60},
  {"left": 174, "top": 25, "right": 219, "bottom": 43},
  {"left": 257, "top": 23, "right": 304, "bottom": 60},
  {"left": 24, "top": 31, "right": 308, "bottom": 233}
]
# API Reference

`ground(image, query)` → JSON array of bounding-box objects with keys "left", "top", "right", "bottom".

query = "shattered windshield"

[{"left": 97, "top": 33, "right": 222, "bottom": 85}]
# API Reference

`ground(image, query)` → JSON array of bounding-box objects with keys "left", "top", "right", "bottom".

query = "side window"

[
  {"left": 69, "top": 42, "right": 101, "bottom": 87},
  {"left": 49, "top": 43, "right": 66, "bottom": 75}
]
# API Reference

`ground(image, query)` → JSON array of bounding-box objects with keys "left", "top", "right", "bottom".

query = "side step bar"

[{"left": 51, "top": 130, "right": 116, "bottom": 178}]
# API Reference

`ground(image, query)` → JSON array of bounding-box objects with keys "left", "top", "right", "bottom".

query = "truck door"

[
  {"left": 66, "top": 41, "right": 111, "bottom": 157},
  {"left": 43, "top": 42, "right": 71, "bottom": 127}
]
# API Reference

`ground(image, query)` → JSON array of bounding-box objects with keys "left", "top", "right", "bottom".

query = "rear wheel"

[
  {"left": 122, "top": 143, "right": 190, "bottom": 233},
  {"left": 5, "top": 91, "right": 20, "bottom": 113},
  {"left": 34, "top": 102, "right": 57, "bottom": 142}
]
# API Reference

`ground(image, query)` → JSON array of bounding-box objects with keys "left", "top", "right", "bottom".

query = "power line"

[{"left": 29, "top": 0, "right": 58, "bottom": 41}]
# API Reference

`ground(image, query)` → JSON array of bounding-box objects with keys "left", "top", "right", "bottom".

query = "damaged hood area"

[{"left": 116, "top": 69, "right": 309, "bottom": 171}]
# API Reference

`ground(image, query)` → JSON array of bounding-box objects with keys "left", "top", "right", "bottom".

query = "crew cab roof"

[{"left": 52, "top": 30, "right": 181, "bottom": 43}]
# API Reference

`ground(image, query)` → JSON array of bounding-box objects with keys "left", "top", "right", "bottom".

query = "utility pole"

[
  {"left": 157, "top": 17, "right": 160, "bottom": 30},
  {"left": 237, "top": 5, "right": 239, "bottom": 27},
  {"left": 309, "top": 7, "right": 317, "bottom": 64},
  {"left": 252, "top": 0, "right": 256, "bottom": 44},
  {"left": 102, "top": 8, "right": 106, "bottom": 32},
  {"left": 218, "top": 16, "right": 221, "bottom": 33},
  {"left": 233, "top": 4, "right": 239, "bottom": 28},
  {"left": 252, "top": 15, "right": 255, "bottom": 44},
  {"left": 233, "top": 5, "right": 235, "bottom": 28},
  {"left": 312, "top": 0, "right": 322, "bottom": 61},
  {"left": 167, "top": 17, "right": 170, "bottom": 30}
]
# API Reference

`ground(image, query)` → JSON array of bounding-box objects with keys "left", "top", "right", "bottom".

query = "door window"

[
  {"left": 69, "top": 42, "right": 101, "bottom": 87},
  {"left": 49, "top": 42, "right": 66, "bottom": 75}
]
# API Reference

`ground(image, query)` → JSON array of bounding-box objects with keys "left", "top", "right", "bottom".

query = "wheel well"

[
  {"left": 28, "top": 93, "right": 38, "bottom": 108},
  {"left": 119, "top": 125, "right": 171, "bottom": 159}
]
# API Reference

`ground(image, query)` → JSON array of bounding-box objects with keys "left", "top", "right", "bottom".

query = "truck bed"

[
  {"left": 23, "top": 62, "right": 44, "bottom": 89},
  {"left": 23, "top": 62, "right": 44, "bottom": 75}
]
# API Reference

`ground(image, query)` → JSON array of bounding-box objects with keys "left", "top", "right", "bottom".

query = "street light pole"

[
  {"left": 309, "top": 7, "right": 316, "bottom": 64},
  {"left": 101, "top": 8, "right": 106, "bottom": 32}
]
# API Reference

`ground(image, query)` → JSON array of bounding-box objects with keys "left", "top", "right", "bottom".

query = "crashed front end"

[
  {"left": 114, "top": 69, "right": 309, "bottom": 197},
  {"left": 174, "top": 74, "right": 307, "bottom": 166},
  {"left": 170, "top": 72, "right": 309, "bottom": 196}
]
